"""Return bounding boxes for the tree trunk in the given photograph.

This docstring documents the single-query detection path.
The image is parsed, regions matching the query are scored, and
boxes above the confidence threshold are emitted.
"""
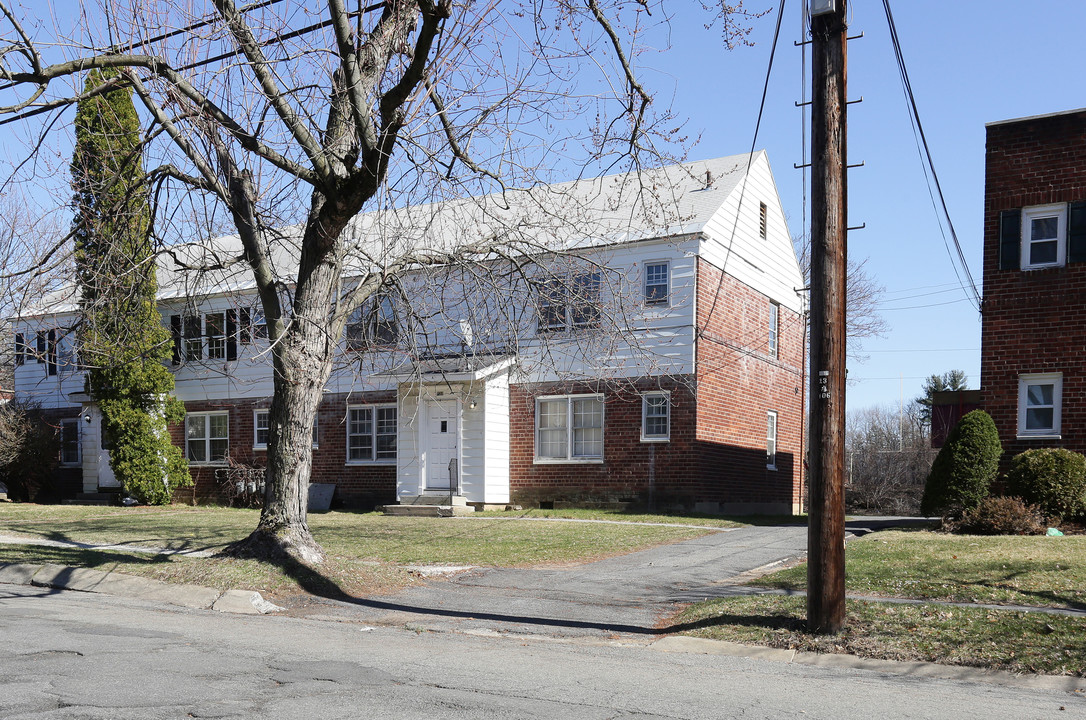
[225,221,344,565]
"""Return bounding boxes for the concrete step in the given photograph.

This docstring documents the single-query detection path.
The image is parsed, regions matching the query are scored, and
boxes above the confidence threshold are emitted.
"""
[380,502,475,517]
[62,492,118,506]
[399,494,470,507]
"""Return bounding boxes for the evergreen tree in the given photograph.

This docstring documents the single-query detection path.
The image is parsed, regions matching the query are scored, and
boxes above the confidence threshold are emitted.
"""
[71,68,189,505]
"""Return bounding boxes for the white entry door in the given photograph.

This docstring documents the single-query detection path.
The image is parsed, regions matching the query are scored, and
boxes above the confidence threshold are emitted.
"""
[89,407,120,489]
[425,400,459,491]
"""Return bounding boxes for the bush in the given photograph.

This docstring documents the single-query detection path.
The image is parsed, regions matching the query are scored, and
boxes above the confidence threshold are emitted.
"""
[920,410,1002,516]
[0,402,61,502]
[1006,448,1086,521]
[950,496,1048,535]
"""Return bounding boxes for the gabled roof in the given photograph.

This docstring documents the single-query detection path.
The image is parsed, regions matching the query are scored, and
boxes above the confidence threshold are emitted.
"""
[20,153,762,318]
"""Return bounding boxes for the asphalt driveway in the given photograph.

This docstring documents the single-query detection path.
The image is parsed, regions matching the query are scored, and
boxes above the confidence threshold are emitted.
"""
[301,523,810,638]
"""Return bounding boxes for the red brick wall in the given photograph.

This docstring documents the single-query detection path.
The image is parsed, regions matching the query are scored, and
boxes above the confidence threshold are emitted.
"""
[508,377,700,508]
[695,258,805,511]
[505,258,806,513]
[981,110,1086,461]
[170,391,397,508]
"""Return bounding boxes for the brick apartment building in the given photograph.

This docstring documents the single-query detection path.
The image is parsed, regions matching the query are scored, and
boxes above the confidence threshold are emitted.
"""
[15,154,806,514]
[981,108,1086,460]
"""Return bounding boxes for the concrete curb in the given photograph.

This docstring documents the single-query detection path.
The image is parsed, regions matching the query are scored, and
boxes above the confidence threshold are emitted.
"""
[652,635,1086,692]
[0,562,280,615]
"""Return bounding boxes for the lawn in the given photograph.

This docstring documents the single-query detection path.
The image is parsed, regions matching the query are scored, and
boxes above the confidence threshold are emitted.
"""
[753,530,1086,608]
[670,595,1086,677]
[671,529,1086,677]
[0,503,720,599]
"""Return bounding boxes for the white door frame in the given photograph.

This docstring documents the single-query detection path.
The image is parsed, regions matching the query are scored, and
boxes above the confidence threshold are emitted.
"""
[421,396,462,493]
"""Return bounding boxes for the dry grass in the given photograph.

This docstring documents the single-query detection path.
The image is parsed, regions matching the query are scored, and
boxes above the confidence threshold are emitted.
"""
[670,595,1086,677]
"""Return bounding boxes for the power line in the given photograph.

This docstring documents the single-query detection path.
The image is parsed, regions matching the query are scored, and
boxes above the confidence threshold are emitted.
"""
[880,0,981,312]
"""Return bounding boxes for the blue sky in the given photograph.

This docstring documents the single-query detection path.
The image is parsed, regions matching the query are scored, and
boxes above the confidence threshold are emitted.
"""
[647,0,1086,413]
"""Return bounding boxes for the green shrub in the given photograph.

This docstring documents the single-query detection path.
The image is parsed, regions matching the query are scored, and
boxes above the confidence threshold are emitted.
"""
[0,402,61,502]
[951,496,1048,535]
[1006,448,1086,521]
[920,410,1002,516]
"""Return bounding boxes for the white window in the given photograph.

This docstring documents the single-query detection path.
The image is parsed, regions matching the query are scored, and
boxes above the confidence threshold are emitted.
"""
[535,394,604,461]
[768,301,780,358]
[766,411,778,470]
[180,312,233,362]
[346,296,398,350]
[254,409,317,449]
[59,419,81,465]
[1018,373,1062,438]
[241,307,267,344]
[1021,204,1067,270]
[644,261,670,306]
[347,405,397,462]
[186,412,229,464]
[641,392,670,442]
[536,272,602,333]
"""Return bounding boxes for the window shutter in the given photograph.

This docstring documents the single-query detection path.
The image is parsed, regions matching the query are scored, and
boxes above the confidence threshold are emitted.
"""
[170,315,181,365]
[35,331,45,363]
[226,309,238,361]
[1069,201,1086,264]
[999,209,1021,270]
[14,333,24,366]
[239,307,251,345]
[46,329,57,376]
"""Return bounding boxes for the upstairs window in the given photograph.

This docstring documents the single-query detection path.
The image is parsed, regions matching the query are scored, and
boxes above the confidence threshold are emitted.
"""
[1022,204,1066,269]
[768,301,780,358]
[536,272,602,334]
[644,262,670,306]
[172,311,238,364]
[1001,203,1086,271]
[240,307,268,344]
[346,296,398,350]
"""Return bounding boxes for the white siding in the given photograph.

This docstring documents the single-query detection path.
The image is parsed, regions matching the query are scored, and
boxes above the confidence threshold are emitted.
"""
[698,152,806,314]
[483,373,511,504]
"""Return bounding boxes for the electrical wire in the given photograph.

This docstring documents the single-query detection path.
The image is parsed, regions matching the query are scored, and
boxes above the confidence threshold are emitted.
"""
[881,0,982,312]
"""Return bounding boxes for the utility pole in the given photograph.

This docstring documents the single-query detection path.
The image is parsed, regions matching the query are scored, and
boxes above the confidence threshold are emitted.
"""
[807,0,848,634]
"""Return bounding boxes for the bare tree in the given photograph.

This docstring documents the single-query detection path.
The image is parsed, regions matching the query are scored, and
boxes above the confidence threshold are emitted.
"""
[0,1,759,563]
[845,401,934,515]
[793,233,888,359]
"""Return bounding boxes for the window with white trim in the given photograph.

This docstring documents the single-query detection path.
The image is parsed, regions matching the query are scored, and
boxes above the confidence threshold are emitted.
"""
[1021,204,1067,270]
[644,261,670,306]
[1018,373,1062,438]
[535,272,602,333]
[59,418,81,465]
[175,311,237,363]
[641,392,670,442]
[346,296,398,350]
[347,405,397,462]
[254,409,318,449]
[186,412,229,464]
[768,301,780,358]
[766,411,778,470]
[535,394,604,461]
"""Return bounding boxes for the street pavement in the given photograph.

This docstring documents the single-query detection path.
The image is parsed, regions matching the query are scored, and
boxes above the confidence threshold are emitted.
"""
[2,581,1083,719]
